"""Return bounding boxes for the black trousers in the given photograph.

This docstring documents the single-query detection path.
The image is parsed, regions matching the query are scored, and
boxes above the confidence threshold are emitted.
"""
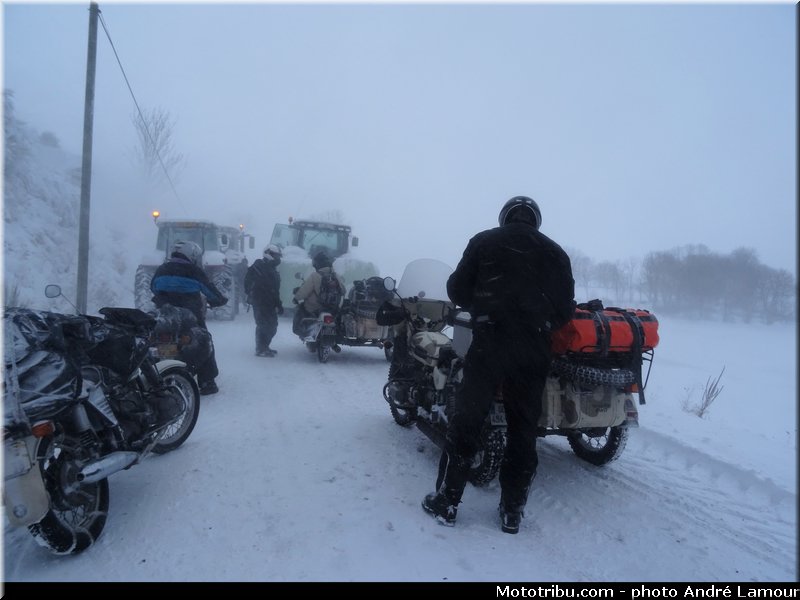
[438,320,552,512]
[156,297,218,387]
[252,303,278,352]
[195,340,219,387]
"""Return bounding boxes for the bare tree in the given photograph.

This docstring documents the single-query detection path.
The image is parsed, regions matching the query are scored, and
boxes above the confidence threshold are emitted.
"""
[565,247,593,299]
[131,107,185,184]
[593,260,623,302]
[621,256,640,303]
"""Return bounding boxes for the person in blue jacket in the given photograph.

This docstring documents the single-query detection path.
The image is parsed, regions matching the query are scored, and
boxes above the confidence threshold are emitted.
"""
[151,240,228,395]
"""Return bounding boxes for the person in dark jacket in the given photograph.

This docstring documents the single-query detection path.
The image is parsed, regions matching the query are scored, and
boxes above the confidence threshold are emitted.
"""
[422,196,575,534]
[244,244,284,357]
[150,240,228,395]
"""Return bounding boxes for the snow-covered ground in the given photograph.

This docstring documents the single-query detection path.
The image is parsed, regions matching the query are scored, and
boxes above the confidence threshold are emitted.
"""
[3,311,796,582]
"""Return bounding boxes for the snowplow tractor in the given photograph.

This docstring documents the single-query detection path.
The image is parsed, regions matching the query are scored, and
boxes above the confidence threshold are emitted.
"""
[134,217,255,321]
[269,219,379,310]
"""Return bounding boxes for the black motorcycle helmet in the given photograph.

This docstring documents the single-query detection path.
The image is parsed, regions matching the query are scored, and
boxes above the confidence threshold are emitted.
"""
[312,252,332,270]
[498,196,542,230]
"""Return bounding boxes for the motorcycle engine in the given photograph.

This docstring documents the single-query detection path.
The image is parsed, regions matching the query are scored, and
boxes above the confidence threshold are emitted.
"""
[387,381,411,408]
[411,385,435,411]
[109,386,150,438]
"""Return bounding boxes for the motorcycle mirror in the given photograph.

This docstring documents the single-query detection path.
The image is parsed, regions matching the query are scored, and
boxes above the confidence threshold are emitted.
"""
[44,284,79,313]
[383,277,396,292]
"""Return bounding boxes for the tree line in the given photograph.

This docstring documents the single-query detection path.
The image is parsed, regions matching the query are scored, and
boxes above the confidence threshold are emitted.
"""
[567,244,796,323]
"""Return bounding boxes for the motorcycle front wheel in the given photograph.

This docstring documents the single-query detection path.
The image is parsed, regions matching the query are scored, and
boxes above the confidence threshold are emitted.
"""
[567,425,629,466]
[389,401,417,427]
[28,436,110,555]
[152,365,201,455]
[468,427,506,486]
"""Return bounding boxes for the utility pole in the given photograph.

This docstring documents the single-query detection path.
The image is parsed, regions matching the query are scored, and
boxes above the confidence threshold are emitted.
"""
[77,2,99,313]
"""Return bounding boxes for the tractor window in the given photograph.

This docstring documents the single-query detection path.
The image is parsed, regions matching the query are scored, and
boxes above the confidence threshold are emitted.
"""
[156,227,217,253]
[270,224,299,248]
[204,229,219,251]
[299,229,347,258]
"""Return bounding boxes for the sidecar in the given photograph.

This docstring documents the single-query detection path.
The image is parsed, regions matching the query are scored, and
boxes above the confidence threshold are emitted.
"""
[337,276,395,359]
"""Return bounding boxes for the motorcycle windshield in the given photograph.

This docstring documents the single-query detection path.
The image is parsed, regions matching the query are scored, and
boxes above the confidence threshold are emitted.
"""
[396,259,454,302]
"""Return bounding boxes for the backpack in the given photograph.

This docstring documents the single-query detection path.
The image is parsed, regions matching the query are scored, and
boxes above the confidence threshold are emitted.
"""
[318,272,343,310]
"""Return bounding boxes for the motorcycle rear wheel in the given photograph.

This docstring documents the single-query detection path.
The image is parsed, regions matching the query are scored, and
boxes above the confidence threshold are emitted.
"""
[389,402,417,427]
[152,366,201,455]
[567,425,629,466]
[28,436,110,555]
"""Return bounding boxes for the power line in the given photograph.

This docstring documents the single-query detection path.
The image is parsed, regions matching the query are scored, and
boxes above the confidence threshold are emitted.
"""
[96,7,185,211]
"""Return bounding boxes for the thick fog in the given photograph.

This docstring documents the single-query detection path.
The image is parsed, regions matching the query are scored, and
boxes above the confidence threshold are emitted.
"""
[2,2,796,284]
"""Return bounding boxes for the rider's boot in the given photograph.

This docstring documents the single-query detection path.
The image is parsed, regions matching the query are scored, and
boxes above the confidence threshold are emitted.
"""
[422,448,470,527]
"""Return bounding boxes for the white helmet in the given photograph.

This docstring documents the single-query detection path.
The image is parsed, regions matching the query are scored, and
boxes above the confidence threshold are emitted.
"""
[263,244,282,261]
[171,240,203,267]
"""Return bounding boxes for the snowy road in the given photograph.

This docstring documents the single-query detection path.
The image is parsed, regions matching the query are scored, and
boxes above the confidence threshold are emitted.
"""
[3,317,796,582]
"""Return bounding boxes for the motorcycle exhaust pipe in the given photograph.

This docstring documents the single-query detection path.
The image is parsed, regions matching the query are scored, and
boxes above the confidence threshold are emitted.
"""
[77,451,139,484]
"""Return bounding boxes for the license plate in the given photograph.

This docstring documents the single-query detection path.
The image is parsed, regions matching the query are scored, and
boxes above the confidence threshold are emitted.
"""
[156,343,180,358]
[4,439,32,480]
[489,402,507,426]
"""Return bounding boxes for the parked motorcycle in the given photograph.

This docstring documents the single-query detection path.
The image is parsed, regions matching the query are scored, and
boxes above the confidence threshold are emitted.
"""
[295,305,339,363]
[292,274,395,363]
[378,259,655,486]
[148,303,213,382]
[3,286,201,555]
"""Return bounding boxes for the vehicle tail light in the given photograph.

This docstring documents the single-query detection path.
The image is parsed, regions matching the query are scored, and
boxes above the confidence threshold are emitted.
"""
[31,421,55,438]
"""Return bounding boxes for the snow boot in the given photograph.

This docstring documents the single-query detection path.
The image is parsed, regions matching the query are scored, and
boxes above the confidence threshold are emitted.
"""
[498,505,522,534]
[422,492,458,527]
[199,380,219,396]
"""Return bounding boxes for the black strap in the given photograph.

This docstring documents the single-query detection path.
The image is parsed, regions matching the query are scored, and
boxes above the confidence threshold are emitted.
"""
[615,309,646,405]
[591,310,610,356]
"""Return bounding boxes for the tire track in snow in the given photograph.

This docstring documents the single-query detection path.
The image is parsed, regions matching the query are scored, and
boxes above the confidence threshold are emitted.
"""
[532,429,795,578]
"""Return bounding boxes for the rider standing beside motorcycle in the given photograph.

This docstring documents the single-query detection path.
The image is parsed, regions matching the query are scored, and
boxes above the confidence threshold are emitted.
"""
[422,196,575,534]
[245,244,284,357]
[292,251,345,337]
[150,240,228,396]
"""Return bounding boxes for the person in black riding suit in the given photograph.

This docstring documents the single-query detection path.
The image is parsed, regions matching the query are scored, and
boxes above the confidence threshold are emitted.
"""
[244,244,284,357]
[150,240,228,396]
[421,196,575,534]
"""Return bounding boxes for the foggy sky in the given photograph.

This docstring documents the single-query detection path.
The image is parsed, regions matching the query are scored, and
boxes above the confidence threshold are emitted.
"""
[3,1,796,281]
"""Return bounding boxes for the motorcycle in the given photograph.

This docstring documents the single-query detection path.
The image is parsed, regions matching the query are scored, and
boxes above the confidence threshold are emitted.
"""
[293,274,394,364]
[291,272,336,363]
[148,302,213,382]
[3,285,201,555]
[378,259,653,486]
[296,305,338,363]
